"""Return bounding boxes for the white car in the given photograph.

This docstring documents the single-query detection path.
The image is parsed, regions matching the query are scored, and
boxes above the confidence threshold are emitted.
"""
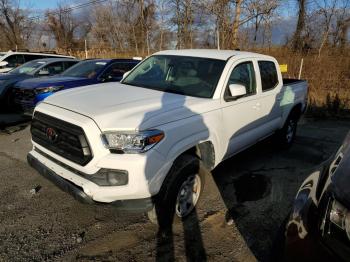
[27,49,308,224]
[0,50,75,73]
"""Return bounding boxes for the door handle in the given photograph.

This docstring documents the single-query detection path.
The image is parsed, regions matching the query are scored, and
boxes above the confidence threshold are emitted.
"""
[253,103,261,110]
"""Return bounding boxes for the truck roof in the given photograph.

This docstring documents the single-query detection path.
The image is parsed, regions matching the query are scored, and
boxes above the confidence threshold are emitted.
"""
[154,49,272,61]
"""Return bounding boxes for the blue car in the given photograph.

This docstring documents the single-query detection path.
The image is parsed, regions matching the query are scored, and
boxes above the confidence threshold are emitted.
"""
[0,58,78,110]
[13,58,140,112]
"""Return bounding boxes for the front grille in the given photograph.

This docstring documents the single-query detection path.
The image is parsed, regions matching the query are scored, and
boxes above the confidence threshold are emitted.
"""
[13,88,35,101]
[31,112,92,166]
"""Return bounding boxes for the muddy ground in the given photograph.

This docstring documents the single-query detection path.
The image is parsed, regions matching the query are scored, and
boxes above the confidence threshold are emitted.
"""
[0,114,349,262]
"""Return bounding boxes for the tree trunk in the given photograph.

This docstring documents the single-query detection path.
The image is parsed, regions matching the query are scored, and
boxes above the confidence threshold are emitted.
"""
[292,0,306,51]
[232,0,242,49]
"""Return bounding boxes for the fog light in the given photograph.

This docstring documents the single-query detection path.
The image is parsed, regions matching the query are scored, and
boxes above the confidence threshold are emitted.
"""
[106,170,128,186]
[89,169,128,186]
[329,199,350,240]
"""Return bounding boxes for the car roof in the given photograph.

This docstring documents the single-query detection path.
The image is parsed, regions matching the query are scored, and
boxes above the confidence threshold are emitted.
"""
[154,49,273,61]
[0,51,75,58]
[30,58,79,63]
[82,58,140,63]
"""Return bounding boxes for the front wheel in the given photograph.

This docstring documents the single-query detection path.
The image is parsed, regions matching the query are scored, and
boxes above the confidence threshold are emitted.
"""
[147,154,207,226]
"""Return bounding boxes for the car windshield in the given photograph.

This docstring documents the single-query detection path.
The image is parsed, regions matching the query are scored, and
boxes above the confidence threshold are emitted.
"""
[122,55,226,98]
[62,60,108,78]
[10,60,46,75]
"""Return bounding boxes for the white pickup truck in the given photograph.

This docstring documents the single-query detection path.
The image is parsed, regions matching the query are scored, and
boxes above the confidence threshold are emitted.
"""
[27,49,308,223]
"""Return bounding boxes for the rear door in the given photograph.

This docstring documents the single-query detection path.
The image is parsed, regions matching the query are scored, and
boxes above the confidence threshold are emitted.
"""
[222,58,265,157]
[255,60,283,136]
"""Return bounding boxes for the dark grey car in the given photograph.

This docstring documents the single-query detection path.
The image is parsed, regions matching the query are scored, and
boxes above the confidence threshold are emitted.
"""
[0,58,79,111]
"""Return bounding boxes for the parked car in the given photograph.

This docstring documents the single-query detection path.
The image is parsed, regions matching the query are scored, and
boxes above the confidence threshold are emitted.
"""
[13,58,140,112]
[27,49,308,224]
[0,50,75,73]
[0,58,79,110]
[283,132,350,262]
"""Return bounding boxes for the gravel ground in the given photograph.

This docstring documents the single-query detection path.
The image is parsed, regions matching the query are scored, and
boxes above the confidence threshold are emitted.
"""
[0,115,349,262]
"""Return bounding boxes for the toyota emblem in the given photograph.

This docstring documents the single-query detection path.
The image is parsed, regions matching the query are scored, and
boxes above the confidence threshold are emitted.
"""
[46,127,58,143]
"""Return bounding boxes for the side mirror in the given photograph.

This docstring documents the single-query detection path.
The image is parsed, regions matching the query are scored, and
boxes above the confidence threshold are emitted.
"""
[228,84,246,98]
[122,71,131,80]
[38,70,49,76]
[0,61,8,67]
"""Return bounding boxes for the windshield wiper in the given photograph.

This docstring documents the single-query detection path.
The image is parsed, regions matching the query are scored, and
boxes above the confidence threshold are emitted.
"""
[164,89,185,95]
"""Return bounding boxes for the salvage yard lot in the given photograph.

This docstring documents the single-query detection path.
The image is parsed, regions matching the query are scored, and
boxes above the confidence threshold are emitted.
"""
[0,116,349,261]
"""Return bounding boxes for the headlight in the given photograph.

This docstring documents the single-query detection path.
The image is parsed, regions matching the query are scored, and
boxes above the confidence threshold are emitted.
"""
[329,199,350,239]
[34,86,63,94]
[102,130,164,153]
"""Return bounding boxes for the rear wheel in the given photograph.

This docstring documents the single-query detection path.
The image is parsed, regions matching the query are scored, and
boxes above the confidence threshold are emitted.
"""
[276,113,299,148]
[147,154,206,226]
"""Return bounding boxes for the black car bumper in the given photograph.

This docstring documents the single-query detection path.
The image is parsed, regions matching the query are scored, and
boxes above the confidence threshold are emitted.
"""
[27,153,153,213]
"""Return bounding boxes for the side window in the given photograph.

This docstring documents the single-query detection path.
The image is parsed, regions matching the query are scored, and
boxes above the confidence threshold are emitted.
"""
[24,55,43,62]
[101,62,133,81]
[258,61,279,91]
[5,54,25,67]
[225,61,256,99]
[39,62,65,75]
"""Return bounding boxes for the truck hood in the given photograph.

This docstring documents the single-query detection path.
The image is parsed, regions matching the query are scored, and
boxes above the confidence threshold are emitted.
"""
[15,76,90,89]
[43,82,219,130]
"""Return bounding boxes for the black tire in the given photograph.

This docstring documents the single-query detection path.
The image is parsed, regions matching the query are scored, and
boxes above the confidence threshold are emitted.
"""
[0,88,15,113]
[147,154,207,227]
[276,112,299,148]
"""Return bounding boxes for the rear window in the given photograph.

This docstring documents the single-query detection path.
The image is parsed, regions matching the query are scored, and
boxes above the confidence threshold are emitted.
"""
[258,61,278,91]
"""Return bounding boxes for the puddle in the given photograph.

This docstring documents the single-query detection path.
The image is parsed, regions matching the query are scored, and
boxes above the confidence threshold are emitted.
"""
[233,173,272,202]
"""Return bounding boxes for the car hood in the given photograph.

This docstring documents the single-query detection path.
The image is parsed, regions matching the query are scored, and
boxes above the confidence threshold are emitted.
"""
[15,76,89,89]
[0,73,30,96]
[42,82,220,130]
[0,73,24,81]
[331,132,350,207]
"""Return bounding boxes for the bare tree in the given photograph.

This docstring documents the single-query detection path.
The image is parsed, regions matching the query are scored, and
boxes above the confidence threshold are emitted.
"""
[292,0,307,51]
[170,0,195,49]
[232,0,243,48]
[46,4,86,50]
[242,0,279,47]
[315,0,338,56]
[0,0,34,49]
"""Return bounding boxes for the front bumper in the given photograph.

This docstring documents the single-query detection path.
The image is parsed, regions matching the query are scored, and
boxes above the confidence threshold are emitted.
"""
[27,152,153,212]
[13,90,53,112]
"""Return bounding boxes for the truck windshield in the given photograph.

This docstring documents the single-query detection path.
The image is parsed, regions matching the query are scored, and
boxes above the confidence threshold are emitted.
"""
[10,60,46,75]
[122,55,225,98]
[62,60,108,79]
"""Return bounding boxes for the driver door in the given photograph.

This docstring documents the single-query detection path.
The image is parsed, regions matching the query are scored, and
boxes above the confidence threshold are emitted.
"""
[222,59,264,158]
